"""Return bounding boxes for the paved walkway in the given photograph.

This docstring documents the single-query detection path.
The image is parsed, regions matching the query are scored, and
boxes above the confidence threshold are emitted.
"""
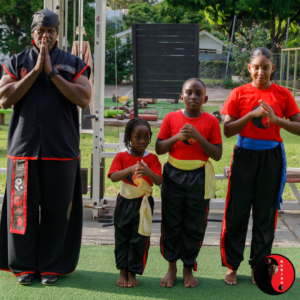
[82,207,300,247]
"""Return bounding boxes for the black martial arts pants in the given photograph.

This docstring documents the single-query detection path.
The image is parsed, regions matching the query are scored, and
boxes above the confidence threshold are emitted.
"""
[114,194,154,275]
[160,163,210,271]
[221,146,282,270]
[0,157,82,276]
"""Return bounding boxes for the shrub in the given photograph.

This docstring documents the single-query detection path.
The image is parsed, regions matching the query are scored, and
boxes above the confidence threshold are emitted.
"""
[222,76,242,89]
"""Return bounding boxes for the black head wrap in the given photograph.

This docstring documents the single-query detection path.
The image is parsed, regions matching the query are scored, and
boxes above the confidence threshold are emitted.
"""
[31,8,60,33]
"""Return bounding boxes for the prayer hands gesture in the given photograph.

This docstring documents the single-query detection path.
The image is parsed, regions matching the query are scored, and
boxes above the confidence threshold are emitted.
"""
[34,38,53,75]
[250,105,265,119]
[135,160,152,178]
[180,123,200,140]
[259,100,277,123]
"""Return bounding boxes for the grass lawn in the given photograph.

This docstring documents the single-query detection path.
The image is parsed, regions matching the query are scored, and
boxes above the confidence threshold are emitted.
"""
[0,246,298,300]
[1,111,300,199]
[200,78,223,86]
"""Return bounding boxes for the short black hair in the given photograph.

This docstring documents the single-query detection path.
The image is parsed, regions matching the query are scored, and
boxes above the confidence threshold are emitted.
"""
[182,78,206,94]
[250,47,275,81]
[124,117,153,149]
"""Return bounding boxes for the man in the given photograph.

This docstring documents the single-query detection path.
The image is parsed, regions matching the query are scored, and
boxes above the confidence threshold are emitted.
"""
[0,8,91,285]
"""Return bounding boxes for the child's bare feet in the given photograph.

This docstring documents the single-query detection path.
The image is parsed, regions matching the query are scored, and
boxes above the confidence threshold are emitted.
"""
[159,262,177,288]
[128,272,139,287]
[183,268,198,288]
[251,269,256,284]
[116,269,128,287]
[224,269,237,285]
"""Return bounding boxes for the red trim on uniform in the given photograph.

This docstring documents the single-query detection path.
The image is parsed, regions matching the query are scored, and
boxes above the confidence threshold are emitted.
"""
[220,150,235,270]
[274,209,279,230]
[72,65,88,83]
[0,268,11,272]
[142,238,150,274]
[40,269,75,276]
[2,65,17,80]
[13,271,36,277]
[193,262,197,271]
[10,159,28,235]
[41,157,78,161]
[160,211,165,258]
[7,155,37,160]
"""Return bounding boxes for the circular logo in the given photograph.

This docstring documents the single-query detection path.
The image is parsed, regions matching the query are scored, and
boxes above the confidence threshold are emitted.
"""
[16,216,23,227]
[251,105,277,129]
[14,196,22,207]
[254,254,295,295]
[182,138,196,145]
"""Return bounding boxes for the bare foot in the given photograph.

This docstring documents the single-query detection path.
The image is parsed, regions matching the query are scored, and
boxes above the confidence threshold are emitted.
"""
[116,269,128,287]
[159,262,177,288]
[224,269,237,285]
[183,268,198,288]
[251,269,256,285]
[128,272,139,287]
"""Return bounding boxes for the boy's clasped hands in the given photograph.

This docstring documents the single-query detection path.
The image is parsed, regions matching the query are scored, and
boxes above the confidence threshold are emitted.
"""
[176,123,200,141]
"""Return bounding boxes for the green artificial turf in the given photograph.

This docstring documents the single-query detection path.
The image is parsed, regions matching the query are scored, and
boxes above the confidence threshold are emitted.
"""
[0,246,298,300]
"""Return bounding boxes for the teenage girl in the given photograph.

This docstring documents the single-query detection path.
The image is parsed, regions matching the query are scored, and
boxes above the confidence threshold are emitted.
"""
[221,47,300,285]
[108,117,162,287]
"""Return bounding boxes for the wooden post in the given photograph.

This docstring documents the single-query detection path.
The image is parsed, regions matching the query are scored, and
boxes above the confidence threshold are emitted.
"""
[280,49,284,86]
[132,24,138,118]
[293,49,298,98]
[286,50,290,88]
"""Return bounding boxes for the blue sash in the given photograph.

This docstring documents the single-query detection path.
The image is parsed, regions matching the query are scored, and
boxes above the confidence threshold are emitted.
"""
[237,135,286,210]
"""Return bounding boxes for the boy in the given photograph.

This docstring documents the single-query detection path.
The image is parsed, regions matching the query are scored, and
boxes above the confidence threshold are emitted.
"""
[156,78,222,288]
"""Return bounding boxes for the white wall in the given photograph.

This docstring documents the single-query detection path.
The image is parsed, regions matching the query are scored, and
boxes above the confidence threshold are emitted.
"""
[199,35,223,53]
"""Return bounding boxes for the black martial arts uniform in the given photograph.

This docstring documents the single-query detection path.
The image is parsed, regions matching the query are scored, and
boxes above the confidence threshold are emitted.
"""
[0,41,90,276]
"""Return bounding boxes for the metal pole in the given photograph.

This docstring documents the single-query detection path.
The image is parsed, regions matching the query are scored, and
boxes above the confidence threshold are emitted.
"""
[58,0,64,49]
[225,15,236,76]
[282,18,290,80]
[78,0,83,59]
[93,0,106,203]
[73,0,76,43]
[65,0,68,52]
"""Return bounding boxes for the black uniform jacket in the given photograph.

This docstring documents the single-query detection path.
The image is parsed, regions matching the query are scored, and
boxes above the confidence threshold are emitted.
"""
[3,41,91,160]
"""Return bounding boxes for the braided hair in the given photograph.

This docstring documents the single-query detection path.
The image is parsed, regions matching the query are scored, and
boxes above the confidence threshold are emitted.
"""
[124,117,153,149]
[250,47,275,81]
[182,78,206,94]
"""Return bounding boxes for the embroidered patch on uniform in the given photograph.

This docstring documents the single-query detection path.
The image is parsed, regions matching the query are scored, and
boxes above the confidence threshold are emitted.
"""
[10,159,28,235]
[53,64,76,74]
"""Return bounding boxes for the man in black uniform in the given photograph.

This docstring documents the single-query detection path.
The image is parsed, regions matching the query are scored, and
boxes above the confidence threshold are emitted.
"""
[0,8,91,285]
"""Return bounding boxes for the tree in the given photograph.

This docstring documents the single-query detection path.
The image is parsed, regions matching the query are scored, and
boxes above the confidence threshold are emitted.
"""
[123,0,212,31]
[107,0,158,10]
[166,0,300,53]
[0,1,43,57]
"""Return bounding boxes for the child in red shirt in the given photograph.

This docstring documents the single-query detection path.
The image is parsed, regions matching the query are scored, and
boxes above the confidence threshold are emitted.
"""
[156,78,222,288]
[108,118,162,288]
[221,47,300,285]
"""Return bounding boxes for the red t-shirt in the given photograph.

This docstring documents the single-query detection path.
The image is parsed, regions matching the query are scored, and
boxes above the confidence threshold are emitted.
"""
[108,151,162,187]
[157,110,222,161]
[221,83,300,142]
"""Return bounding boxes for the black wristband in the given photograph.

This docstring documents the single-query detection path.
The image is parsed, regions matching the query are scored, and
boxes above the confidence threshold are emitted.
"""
[48,68,59,79]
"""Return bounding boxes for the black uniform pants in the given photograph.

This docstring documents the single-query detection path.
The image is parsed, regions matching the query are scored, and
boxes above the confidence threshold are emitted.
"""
[0,157,82,276]
[114,194,154,275]
[221,146,282,270]
[160,163,210,271]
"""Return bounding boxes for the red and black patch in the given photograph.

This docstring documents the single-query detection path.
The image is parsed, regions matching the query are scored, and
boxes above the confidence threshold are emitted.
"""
[10,159,28,235]
[182,138,197,145]
[251,105,277,129]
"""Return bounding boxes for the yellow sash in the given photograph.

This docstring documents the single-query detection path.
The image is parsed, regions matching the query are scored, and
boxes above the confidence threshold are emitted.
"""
[120,179,153,236]
[168,154,216,199]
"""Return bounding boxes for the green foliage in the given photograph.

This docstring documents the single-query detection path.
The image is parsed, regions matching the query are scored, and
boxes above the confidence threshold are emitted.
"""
[123,0,212,30]
[107,0,158,10]
[222,75,242,89]
[199,60,237,79]
[232,23,270,78]
[0,0,43,57]
[105,27,133,85]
